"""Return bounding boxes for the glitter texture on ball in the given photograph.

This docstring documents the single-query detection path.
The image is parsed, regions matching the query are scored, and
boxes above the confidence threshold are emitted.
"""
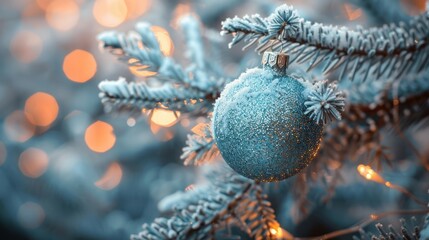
[212,68,324,182]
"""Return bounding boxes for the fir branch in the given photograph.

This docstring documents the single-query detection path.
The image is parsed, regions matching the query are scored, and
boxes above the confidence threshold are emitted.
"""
[304,81,346,124]
[179,15,206,72]
[295,209,429,240]
[181,124,219,166]
[307,83,429,199]
[99,77,206,102]
[99,21,223,93]
[98,77,218,113]
[131,169,254,240]
[221,4,429,81]
[353,217,423,240]
[235,184,280,240]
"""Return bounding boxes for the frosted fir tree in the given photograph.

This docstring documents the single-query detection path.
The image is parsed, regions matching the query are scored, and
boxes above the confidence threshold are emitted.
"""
[97,1,429,239]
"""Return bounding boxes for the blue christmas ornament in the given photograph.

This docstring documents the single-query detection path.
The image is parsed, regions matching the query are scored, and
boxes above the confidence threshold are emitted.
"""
[212,52,345,182]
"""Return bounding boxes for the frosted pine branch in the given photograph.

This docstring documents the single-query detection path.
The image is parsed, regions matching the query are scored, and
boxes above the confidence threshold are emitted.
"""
[354,218,422,240]
[235,184,282,239]
[131,169,254,240]
[99,78,206,101]
[98,29,189,85]
[98,77,218,113]
[179,15,206,71]
[98,23,220,92]
[222,4,429,81]
[181,133,219,166]
[305,81,346,124]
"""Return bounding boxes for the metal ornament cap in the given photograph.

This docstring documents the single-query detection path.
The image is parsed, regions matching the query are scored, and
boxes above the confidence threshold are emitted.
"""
[262,51,289,75]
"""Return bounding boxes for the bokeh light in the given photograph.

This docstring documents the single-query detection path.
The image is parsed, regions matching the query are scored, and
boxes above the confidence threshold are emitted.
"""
[63,49,97,83]
[150,123,175,141]
[18,202,45,229]
[24,92,59,127]
[151,26,174,56]
[128,58,156,77]
[36,0,53,10]
[85,121,116,153]
[401,0,426,15]
[45,0,80,31]
[4,111,36,142]
[126,117,136,127]
[19,148,49,178]
[93,0,127,28]
[150,109,180,127]
[94,162,123,190]
[172,3,192,28]
[10,31,43,63]
[125,0,151,19]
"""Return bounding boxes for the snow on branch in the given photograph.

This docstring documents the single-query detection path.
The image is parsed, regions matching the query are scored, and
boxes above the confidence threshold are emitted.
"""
[181,123,219,166]
[98,17,227,113]
[98,20,221,92]
[305,81,346,124]
[131,165,285,240]
[98,77,217,113]
[221,4,429,81]
[131,168,255,240]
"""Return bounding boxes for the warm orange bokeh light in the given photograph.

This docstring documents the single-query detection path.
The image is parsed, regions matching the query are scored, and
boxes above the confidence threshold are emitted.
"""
[401,0,426,15]
[94,162,123,190]
[85,121,116,153]
[19,148,49,178]
[128,58,156,77]
[125,0,151,19]
[93,0,127,28]
[151,26,174,56]
[150,123,175,141]
[343,4,362,21]
[24,92,59,127]
[10,31,43,63]
[357,164,385,184]
[63,49,97,83]
[150,109,180,127]
[172,3,192,28]
[45,0,79,31]
[4,111,35,142]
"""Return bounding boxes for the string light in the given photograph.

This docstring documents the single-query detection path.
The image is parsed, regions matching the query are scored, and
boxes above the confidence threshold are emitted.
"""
[356,164,385,184]
[357,164,426,206]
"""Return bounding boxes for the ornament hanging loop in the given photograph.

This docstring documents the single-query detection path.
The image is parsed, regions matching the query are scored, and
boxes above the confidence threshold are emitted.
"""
[262,51,289,75]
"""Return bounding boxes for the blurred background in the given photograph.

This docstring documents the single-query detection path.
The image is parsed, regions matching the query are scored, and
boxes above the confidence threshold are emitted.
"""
[0,0,427,239]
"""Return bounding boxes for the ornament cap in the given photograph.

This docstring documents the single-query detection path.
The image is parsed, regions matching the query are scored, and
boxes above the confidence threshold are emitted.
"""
[262,51,289,75]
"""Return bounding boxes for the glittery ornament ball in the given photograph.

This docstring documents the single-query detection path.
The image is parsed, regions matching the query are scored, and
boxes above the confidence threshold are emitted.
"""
[212,68,323,182]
